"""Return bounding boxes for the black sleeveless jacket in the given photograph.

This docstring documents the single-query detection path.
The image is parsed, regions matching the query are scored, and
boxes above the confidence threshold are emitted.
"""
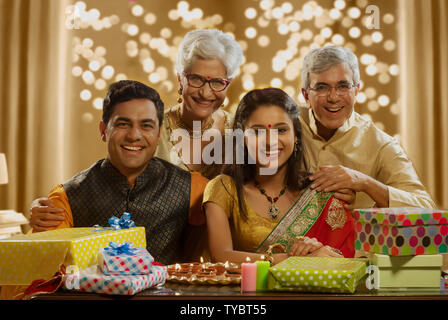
[63,157,191,264]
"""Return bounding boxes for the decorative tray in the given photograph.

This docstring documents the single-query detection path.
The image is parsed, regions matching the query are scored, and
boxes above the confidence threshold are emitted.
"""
[166,261,241,285]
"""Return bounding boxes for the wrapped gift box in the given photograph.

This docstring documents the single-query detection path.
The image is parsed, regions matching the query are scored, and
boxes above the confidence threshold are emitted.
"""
[354,207,448,256]
[268,257,367,293]
[63,264,167,295]
[98,244,154,275]
[0,210,28,239]
[0,227,146,285]
[368,253,442,289]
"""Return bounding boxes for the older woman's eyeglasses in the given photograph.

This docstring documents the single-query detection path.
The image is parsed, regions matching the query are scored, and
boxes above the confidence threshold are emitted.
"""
[308,82,356,97]
[183,72,230,92]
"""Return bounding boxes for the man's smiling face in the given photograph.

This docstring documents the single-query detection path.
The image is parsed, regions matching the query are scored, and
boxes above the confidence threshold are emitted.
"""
[305,63,359,140]
[99,98,160,178]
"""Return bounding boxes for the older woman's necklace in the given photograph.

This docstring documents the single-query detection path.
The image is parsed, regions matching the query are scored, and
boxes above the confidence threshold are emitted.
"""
[254,181,286,219]
[175,107,214,136]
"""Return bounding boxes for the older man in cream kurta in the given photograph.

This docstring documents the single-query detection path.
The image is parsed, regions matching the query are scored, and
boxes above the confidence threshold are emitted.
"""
[300,46,435,209]
[299,107,435,209]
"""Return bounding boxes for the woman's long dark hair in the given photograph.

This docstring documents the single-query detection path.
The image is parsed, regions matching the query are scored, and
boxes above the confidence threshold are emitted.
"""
[222,87,311,221]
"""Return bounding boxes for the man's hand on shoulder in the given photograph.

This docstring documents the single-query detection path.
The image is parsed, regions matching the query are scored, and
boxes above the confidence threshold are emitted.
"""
[309,165,389,208]
[332,188,356,211]
[309,165,367,193]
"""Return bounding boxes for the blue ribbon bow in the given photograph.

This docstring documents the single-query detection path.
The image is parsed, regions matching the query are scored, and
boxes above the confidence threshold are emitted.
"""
[104,241,139,256]
[108,212,136,230]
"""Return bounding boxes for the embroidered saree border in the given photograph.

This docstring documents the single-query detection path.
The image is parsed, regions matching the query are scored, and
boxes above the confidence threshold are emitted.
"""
[256,188,332,253]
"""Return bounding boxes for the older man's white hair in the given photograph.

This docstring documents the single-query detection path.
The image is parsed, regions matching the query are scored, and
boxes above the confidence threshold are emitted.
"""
[301,45,360,89]
[175,29,244,79]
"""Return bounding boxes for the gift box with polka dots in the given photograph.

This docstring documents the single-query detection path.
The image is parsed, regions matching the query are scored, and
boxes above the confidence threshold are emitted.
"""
[0,227,146,285]
[353,207,448,256]
[63,264,167,295]
[268,257,367,293]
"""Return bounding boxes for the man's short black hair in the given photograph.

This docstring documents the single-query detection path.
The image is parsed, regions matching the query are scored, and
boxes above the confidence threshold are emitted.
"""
[102,80,164,127]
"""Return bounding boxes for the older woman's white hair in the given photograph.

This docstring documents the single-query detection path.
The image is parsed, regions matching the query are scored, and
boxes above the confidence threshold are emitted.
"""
[175,29,244,80]
[301,45,360,89]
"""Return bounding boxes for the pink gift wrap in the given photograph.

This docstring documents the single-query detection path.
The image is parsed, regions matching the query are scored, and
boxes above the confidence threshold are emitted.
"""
[353,207,448,256]
[64,265,167,295]
[98,246,154,275]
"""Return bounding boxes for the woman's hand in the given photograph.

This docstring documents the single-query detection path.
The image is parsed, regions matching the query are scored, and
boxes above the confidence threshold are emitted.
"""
[288,236,323,256]
[306,245,344,258]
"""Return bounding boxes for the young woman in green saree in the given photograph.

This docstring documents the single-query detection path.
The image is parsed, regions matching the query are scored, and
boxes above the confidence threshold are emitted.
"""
[203,88,356,265]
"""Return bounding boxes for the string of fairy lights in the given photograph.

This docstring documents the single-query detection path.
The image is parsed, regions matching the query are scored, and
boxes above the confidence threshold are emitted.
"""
[66,0,400,138]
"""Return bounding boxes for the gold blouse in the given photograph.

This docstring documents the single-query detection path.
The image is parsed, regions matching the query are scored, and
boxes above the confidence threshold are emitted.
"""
[203,174,278,252]
[154,105,234,180]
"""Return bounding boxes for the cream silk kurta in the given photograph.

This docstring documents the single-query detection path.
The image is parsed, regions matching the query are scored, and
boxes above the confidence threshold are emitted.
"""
[299,107,436,209]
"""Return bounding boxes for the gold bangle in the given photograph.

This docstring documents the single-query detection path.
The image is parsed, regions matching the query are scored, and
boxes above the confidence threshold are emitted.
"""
[263,253,275,264]
[295,236,305,241]
[328,246,343,256]
[265,243,286,265]
[267,243,286,255]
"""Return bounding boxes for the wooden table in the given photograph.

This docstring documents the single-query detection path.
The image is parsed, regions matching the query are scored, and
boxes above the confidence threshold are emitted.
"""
[29,282,448,318]
[32,280,448,300]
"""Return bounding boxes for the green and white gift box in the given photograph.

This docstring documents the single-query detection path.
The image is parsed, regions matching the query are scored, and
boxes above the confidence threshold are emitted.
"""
[368,253,443,289]
[268,257,367,293]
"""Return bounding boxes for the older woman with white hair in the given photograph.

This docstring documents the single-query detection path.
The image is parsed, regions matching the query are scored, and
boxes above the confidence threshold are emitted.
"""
[154,29,244,179]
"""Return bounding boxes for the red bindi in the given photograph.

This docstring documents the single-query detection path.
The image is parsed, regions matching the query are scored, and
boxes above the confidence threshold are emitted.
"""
[268,124,272,128]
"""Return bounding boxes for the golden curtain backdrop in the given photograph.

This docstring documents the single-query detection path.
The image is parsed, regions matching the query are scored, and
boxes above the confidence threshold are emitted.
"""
[64,0,402,175]
[399,0,448,208]
[0,0,74,221]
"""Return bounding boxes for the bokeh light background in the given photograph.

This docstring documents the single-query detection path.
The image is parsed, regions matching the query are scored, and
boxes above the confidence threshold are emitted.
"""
[65,0,398,171]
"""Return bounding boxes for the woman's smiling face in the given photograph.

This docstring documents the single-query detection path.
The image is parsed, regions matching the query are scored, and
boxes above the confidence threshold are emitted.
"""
[179,58,229,121]
[244,105,297,175]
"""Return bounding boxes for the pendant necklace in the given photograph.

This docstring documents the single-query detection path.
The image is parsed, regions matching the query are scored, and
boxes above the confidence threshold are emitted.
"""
[254,181,286,219]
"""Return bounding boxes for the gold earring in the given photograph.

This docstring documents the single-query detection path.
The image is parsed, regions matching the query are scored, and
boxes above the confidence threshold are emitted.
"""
[177,88,183,104]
